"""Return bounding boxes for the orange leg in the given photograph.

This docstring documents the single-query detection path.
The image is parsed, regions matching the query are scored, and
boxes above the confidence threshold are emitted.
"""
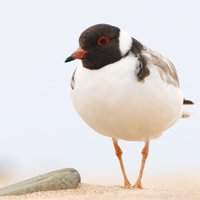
[112,139,131,188]
[133,141,149,189]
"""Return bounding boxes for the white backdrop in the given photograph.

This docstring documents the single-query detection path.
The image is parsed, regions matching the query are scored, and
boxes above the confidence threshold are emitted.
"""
[0,0,199,187]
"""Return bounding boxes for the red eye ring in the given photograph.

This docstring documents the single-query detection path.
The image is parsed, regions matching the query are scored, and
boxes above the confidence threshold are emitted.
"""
[97,36,110,47]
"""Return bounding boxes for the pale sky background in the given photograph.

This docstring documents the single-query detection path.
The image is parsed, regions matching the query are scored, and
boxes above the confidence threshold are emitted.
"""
[0,0,199,187]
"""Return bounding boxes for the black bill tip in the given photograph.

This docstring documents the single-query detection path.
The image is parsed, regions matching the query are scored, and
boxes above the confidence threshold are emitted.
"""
[65,56,75,63]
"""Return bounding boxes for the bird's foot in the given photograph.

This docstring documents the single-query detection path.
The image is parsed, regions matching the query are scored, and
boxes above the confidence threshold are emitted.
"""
[124,180,132,188]
[133,181,143,189]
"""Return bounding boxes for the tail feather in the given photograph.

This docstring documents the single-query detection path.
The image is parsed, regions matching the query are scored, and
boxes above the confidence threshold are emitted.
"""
[183,99,194,105]
[182,112,191,118]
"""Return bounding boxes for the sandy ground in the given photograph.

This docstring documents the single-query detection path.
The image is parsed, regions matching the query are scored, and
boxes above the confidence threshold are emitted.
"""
[0,174,200,200]
[0,183,200,200]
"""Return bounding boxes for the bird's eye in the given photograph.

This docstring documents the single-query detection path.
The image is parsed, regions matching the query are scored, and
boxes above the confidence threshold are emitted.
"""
[97,36,110,47]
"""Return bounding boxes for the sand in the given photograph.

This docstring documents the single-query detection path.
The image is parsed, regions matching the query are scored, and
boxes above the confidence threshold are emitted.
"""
[0,183,199,200]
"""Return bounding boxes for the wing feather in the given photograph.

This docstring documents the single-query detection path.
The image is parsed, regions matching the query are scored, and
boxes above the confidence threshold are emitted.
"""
[141,48,180,87]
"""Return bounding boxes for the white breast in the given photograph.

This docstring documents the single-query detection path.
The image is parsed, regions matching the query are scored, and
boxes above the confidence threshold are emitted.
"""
[70,54,183,141]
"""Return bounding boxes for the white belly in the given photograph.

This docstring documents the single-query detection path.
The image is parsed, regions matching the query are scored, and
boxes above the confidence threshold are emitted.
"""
[70,55,183,141]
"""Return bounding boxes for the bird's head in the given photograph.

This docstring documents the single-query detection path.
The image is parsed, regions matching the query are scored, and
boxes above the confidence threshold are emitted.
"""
[65,24,134,69]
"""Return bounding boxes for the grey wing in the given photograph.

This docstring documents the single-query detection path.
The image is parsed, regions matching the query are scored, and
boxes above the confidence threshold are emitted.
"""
[71,68,77,90]
[141,48,194,106]
[141,48,180,88]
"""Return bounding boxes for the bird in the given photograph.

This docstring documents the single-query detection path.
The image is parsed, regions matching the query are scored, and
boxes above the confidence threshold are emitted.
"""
[65,24,193,189]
